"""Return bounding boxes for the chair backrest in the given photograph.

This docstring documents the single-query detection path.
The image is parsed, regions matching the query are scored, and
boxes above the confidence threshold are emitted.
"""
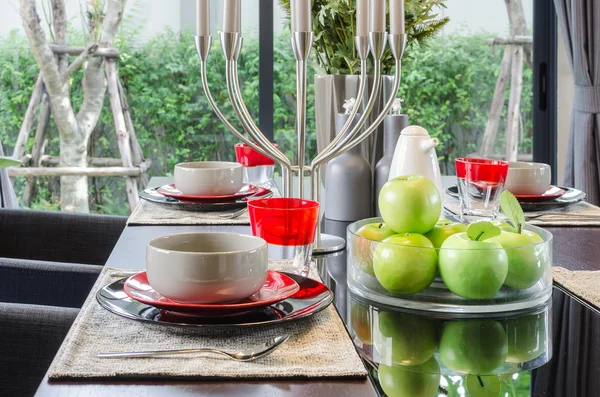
[0,209,126,265]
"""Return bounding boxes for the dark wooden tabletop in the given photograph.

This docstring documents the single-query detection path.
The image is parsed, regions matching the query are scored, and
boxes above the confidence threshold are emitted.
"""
[33,176,600,396]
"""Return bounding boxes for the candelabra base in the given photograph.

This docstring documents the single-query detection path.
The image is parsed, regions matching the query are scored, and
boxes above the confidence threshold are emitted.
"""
[313,233,346,255]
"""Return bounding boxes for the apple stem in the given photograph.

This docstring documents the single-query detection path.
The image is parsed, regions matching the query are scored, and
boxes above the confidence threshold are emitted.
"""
[475,231,484,241]
[477,376,484,387]
[517,223,523,234]
[378,223,383,229]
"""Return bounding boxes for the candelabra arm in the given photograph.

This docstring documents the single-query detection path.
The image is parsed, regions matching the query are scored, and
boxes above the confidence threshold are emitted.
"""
[221,32,293,197]
[226,60,293,197]
[291,32,314,199]
[329,59,402,161]
[196,38,271,161]
[319,53,367,165]
[343,33,407,151]
[310,32,387,172]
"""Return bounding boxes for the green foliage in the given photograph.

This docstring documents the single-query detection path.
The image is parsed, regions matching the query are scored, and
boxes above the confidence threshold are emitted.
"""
[0,29,532,215]
[279,0,449,75]
[398,32,533,174]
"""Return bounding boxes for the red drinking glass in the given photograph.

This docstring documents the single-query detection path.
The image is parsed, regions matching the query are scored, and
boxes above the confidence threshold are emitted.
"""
[248,198,320,276]
[234,143,277,166]
[235,143,277,190]
[455,158,509,220]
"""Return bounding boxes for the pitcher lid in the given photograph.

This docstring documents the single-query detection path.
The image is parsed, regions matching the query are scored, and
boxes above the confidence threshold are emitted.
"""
[401,125,430,137]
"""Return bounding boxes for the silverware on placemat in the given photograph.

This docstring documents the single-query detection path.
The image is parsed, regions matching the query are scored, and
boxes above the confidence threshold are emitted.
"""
[109,270,141,278]
[218,207,248,219]
[97,335,290,361]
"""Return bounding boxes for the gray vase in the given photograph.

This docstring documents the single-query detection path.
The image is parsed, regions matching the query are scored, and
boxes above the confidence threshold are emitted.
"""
[314,74,396,182]
[374,114,409,216]
[324,113,373,222]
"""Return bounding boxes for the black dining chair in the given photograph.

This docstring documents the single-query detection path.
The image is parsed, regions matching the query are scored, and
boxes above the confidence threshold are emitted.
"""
[0,302,79,397]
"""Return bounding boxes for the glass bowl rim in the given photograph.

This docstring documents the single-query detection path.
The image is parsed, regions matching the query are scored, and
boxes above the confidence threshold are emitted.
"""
[347,217,553,251]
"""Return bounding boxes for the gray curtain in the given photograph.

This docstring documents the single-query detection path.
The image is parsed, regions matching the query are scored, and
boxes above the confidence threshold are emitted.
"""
[554,0,600,205]
[0,141,18,209]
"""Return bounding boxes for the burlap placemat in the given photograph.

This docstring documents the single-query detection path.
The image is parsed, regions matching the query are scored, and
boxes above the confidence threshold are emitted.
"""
[553,267,600,310]
[47,266,367,380]
[128,199,250,226]
[444,195,600,226]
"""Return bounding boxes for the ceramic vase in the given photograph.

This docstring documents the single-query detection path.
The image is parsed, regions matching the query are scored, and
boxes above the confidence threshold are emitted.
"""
[324,113,373,221]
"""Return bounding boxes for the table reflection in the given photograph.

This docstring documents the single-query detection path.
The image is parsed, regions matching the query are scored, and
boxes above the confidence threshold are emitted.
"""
[346,293,551,396]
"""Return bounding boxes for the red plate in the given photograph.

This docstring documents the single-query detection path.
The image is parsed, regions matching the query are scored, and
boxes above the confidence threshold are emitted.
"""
[123,270,300,313]
[157,183,259,202]
[514,186,566,202]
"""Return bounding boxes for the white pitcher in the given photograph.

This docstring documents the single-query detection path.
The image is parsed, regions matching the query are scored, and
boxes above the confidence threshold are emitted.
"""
[388,125,443,198]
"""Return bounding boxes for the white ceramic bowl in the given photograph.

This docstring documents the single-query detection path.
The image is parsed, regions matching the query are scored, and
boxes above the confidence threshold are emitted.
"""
[505,162,552,195]
[174,161,243,196]
[146,232,268,303]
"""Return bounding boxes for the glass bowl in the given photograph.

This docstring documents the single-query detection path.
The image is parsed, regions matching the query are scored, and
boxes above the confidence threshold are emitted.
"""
[347,294,552,395]
[347,217,553,313]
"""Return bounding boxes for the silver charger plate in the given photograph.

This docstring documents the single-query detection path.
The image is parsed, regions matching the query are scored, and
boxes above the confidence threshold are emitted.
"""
[96,272,334,328]
[445,185,586,212]
[139,186,272,212]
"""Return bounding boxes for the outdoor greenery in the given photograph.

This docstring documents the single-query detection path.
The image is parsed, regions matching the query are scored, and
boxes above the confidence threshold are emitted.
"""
[0,29,532,215]
[279,0,450,74]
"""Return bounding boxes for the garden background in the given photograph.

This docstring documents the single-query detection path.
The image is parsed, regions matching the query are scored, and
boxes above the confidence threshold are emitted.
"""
[0,26,533,215]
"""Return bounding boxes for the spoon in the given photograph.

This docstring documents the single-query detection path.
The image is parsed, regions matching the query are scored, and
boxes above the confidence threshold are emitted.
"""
[109,270,141,278]
[97,335,290,361]
[218,207,248,219]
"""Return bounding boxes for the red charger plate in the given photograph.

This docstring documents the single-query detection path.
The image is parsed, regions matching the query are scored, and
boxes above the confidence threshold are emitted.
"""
[123,270,300,313]
[513,186,566,202]
[157,183,259,202]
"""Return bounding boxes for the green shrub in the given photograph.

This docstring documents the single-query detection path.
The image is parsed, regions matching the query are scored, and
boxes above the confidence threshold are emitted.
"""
[0,29,532,215]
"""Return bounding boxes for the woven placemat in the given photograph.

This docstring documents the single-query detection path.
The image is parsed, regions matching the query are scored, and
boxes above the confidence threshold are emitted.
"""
[128,199,250,226]
[47,266,367,380]
[553,267,600,310]
[444,195,600,226]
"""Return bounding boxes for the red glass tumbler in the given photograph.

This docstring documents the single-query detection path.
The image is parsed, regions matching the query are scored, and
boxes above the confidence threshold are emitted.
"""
[235,143,277,191]
[248,198,320,276]
[455,158,509,221]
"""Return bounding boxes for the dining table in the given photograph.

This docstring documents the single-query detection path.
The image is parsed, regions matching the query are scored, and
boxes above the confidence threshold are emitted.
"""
[33,177,600,397]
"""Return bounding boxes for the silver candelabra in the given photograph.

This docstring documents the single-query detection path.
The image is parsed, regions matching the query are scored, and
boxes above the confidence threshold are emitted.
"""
[195,29,406,253]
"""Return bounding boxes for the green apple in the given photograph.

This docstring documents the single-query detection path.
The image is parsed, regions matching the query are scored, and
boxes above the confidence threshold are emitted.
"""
[350,300,373,345]
[439,233,508,299]
[491,220,516,232]
[424,219,467,248]
[465,375,501,397]
[375,311,437,366]
[373,233,437,295]
[506,312,547,363]
[378,357,440,397]
[488,230,546,289]
[439,320,508,375]
[353,222,397,276]
[378,175,441,234]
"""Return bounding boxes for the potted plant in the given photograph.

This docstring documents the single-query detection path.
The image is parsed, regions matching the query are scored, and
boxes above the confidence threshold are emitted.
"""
[279,0,448,165]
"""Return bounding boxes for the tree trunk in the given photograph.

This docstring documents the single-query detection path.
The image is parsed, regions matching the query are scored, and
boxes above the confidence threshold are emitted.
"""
[60,137,90,212]
[13,74,43,160]
[19,0,126,212]
[504,0,532,68]
[23,93,51,207]
[481,46,512,157]
[505,45,524,162]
